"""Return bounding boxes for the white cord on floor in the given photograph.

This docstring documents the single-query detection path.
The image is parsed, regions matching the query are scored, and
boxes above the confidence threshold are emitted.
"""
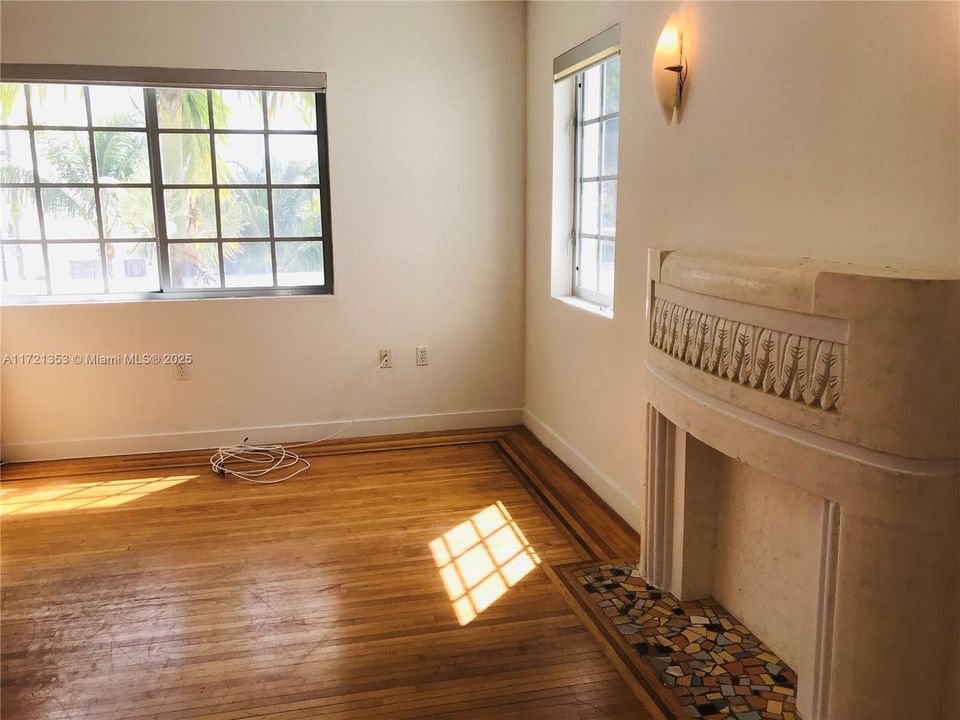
[210,355,388,484]
[210,441,310,484]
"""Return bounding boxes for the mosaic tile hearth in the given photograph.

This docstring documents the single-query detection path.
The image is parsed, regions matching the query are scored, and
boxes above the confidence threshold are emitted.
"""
[574,563,800,720]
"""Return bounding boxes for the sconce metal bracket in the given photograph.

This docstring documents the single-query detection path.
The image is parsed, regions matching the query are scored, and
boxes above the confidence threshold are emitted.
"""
[664,56,688,109]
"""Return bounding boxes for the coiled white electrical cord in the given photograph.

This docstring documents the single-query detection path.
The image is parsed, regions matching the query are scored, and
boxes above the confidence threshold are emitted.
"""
[210,355,388,484]
[210,440,310,484]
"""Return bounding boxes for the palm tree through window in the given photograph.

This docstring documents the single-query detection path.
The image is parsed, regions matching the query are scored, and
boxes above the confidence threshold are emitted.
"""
[0,75,331,302]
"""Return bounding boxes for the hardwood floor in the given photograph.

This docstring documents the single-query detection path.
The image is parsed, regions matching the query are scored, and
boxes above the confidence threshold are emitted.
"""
[1,428,652,719]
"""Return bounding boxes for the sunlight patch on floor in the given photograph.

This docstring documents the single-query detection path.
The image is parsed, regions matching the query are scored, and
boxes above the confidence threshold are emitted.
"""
[429,501,541,625]
[0,475,197,516]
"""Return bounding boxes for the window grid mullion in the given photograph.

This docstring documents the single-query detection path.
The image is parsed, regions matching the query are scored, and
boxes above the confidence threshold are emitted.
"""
[604,61,619,298]
[4,234,319,245]
[84,85,111,294]
[1,124,144,132]
[3,82,330,302]
[144,88,172,293]
[1,182,154,189]
[595,63,603,293]
[573,76,583,291]
[571,59,616,305]
[579,174,617,183]
[580,113,618,127]
[0,181,324,191]
[0,124,319,137]
[137,183,320,190]
[206,90,225,289]
[22,84,52,295]
[600,61,607,117]
[152,127,315,136]
[262,91,279,288]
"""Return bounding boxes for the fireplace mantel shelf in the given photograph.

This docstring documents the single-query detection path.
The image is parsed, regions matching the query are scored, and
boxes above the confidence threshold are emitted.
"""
[657,250,958,314]
[647,249,959,461]
[641,249,959,720]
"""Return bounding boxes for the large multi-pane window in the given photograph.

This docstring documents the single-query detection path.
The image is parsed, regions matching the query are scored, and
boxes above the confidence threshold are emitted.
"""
[574,55,620,308]
[0,69,331,302]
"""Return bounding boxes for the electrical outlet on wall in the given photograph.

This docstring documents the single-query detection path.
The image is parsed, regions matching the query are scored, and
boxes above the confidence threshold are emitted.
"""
[174,362,191,381]
[379,348,392,368]
[416,346,429,366]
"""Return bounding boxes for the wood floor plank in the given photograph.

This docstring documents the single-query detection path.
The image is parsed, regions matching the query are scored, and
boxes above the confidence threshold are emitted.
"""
[1,435,652,719]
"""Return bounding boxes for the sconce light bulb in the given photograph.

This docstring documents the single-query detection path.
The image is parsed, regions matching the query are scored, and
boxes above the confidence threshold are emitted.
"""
[656,25,682,62]
[652,19,687,126]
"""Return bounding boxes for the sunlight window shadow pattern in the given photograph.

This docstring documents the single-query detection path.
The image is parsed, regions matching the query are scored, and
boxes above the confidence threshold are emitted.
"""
[0,475,197,516]
[429,501,541,626]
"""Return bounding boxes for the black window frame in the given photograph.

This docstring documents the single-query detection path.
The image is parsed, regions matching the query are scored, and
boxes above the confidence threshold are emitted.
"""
[0,64,333,304]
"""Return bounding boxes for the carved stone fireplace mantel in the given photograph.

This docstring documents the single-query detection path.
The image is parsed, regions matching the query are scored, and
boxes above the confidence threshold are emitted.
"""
[640,250,959,720]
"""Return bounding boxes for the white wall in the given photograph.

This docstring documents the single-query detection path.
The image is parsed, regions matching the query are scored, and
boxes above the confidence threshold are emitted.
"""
[524,1,960,531]
[0,1,526,460]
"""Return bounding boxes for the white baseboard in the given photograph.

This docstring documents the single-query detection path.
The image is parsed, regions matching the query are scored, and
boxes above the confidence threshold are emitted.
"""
[522,408,642,532]
[1,408,523,463]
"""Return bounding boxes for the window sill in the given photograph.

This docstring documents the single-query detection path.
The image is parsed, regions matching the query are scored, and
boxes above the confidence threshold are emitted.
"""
[555,294,614,319]
[1,290,335,308]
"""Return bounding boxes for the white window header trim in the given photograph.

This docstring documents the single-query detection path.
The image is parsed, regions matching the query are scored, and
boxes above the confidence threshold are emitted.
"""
[553,25,621,82]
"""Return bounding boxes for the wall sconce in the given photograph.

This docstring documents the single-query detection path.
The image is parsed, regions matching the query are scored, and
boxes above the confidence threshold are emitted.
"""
[653,20,687,125]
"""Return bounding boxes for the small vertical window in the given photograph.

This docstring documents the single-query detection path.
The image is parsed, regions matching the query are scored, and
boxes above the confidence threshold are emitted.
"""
[574,55,619,308]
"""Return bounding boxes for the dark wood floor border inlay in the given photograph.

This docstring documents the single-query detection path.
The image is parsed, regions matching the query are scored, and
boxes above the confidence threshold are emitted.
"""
[552,560,687,720]
[489,441,596,562]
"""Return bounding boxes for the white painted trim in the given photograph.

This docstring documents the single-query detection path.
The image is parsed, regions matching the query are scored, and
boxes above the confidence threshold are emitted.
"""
[555,294,614,319]
[0,408,523,463]
[522,408,642,532]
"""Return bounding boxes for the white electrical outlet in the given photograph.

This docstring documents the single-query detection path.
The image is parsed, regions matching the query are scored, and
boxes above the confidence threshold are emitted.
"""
[416,346,429,366]
[379,348,392,368]
[174,362,191,381]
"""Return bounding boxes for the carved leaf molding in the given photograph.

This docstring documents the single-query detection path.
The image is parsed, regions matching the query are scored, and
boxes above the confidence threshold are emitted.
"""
[649,297,845,411]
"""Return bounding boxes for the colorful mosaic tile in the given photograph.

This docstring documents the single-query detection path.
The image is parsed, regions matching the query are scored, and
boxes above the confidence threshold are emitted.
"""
[573,562,801,720]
